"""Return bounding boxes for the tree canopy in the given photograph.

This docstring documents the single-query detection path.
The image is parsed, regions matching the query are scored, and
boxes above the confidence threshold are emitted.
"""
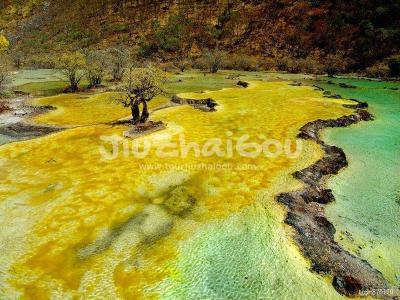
[118,66,166,124]
[57,51,86,92]
[0,34,9,53]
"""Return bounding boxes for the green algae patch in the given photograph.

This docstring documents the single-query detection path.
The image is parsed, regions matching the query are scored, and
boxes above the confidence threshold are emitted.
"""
[17,80,68,97]
[0,80,352,298]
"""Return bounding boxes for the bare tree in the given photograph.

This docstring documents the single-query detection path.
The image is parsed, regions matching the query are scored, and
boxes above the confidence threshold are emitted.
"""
[0,57,11,94]
[85,50,107,88]
[0,35,10,95]
[11,51,24,69]
[107,46,129,81]
[324,53,348,77]
[173,57,191,72]
[0,34,9,53]
[58,52,86,92]
[117,66,166,124]
[205,49,225,73]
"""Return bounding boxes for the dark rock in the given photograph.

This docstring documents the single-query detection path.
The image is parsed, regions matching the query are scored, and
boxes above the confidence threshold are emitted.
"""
[324,94,343,99]
[276,98,389,296]
[124,121,166,139]
[339,83,357,89]
[344,99,368,109]
[237,81,249,88]
[277,193,294,206]
[171,95,218,112]
[0,122,61,138]
[314,216,336,237]
[311,262,331,274]
[357,109,374,121]
[322,90,343,98]
[333,276,362,297]
[13,90,30,96]
[0,102,10,113]
[313,85,324,91]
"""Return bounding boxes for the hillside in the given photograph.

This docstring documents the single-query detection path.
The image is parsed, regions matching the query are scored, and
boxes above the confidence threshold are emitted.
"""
[1,0,400,71]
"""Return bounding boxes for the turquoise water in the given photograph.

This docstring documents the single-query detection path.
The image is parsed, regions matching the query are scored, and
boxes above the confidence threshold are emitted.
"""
[10,69,62,86]
[157,203,342,299]
[318,78,400,285]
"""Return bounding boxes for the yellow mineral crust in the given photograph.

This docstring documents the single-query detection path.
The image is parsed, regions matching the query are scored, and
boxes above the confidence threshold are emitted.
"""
[0,81,351,298]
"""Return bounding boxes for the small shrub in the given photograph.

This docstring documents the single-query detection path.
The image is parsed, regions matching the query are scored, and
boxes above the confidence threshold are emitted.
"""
[224,54,259,71]
[0,101,10,112]
[161,62,178,72]
[273,56,324,74]
[0,34,9,53]
[192,56,209,71]
[301,56,324,74]
[204,49,225,73]
[107,47,129,81]
[259,57,277,71]
[57,51,86,92]
[173,58,191,72]
[138,37,158,58]
[365,63,390,78]
[323,53,348,77]
[26,54,56,69]
[276,57,301,73]
[0,89,14,99]
[0,56,11,95]
[85,49,107,88]
[276,57,290,72]
[387,54,400,77]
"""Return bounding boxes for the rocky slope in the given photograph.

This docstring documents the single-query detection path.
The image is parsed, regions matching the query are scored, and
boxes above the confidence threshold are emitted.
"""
[1,0,399,70]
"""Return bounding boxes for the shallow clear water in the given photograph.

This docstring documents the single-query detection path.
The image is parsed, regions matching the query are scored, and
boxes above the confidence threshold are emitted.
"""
[10,69,63,86]
[0,78,351,298]
[0,134,17,145]
[319,78,400,285]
